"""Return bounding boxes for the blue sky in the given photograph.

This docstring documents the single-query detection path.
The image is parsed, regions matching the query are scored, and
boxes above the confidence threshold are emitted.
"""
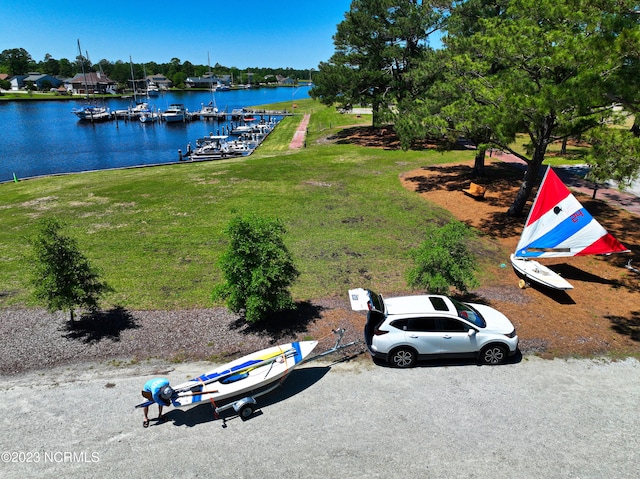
[0,1,352,69]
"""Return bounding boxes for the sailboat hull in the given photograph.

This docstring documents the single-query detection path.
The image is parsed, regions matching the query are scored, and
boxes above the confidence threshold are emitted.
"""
[510,254,574,290]
[169,341,318,408]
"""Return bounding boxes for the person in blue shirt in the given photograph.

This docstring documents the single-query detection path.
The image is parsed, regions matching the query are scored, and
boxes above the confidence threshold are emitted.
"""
[141,378,173,428]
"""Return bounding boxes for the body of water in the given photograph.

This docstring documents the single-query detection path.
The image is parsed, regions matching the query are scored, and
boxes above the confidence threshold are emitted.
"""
[0,86,310,183]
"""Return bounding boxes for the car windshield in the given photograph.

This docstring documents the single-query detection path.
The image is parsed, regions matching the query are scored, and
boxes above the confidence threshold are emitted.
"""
[450,298,486,328]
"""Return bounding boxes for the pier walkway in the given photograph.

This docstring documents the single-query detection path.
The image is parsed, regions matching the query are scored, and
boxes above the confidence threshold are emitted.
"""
[289,114,310,149]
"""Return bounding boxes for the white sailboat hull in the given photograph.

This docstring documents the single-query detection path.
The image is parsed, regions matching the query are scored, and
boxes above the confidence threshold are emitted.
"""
[510,254,574,290]
[170,341,318,408]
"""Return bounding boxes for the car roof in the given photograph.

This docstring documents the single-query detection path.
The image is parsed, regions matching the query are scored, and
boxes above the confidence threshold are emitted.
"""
[383,295,455,316]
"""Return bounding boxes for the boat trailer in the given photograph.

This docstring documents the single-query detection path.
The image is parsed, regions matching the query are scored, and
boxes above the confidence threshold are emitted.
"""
[216,329,362,425]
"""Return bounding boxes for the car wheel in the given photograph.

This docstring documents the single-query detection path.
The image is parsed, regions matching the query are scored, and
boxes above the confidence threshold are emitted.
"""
[389,348,416,368]
[480,344,508,365]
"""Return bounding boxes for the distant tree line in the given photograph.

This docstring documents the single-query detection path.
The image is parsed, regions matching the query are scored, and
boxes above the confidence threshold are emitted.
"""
[0,47,314,88]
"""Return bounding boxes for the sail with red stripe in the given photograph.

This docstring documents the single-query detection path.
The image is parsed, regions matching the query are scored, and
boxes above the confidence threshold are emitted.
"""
[514,167,629,259]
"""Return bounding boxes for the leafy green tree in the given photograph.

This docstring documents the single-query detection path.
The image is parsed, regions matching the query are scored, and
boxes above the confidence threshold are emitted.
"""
[407,221,479,294]
[29,218,111,322]
[311,0,444,127]
[395,1,512,172]
[586,127,640,188]
[42,54,60,76]
[0,48,33,75]
[172,72,187,88]
[57,58,74,78]
[213,213,299,323]
[442,0,640,216]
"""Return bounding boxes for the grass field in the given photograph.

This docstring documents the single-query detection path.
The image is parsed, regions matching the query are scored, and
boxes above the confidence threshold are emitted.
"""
[0,99,481,310]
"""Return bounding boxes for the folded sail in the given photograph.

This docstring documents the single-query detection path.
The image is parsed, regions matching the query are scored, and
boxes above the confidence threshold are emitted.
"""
[514,167,629,259]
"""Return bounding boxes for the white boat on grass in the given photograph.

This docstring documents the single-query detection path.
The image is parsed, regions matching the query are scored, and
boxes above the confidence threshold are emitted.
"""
[511,167,629,290]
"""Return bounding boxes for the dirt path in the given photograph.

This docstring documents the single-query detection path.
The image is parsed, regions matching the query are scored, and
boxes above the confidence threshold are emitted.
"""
[289,113,311,149]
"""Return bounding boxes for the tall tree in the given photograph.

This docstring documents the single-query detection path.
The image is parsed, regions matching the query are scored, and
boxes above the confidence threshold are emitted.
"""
[443,0,640,216]
[396,0,512,173]
[311,0,444,127]
[0,48,33,75]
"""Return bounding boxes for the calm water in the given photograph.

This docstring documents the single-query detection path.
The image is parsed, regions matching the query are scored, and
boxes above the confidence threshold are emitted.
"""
[0,86,310,183]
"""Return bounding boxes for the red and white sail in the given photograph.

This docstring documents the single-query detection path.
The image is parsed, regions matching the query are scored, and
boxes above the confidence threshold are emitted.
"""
[514,167,629,259]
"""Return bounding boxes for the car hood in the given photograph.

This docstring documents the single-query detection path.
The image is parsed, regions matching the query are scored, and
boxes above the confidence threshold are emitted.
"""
[470,303,515,333]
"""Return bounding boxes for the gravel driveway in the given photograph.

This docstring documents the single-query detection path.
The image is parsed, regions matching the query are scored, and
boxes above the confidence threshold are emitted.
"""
[2,355,639,478]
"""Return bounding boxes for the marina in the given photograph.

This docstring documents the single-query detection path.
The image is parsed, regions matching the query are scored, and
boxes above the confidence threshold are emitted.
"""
[0,86,310,183]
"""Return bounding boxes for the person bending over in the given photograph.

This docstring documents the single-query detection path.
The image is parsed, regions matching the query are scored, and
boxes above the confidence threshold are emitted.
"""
[141,378,173,428]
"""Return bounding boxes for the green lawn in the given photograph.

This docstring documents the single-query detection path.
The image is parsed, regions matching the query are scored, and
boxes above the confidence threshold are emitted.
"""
[0,99,481,310]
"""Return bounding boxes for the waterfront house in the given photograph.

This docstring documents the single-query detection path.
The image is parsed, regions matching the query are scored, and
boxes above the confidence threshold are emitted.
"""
[145,74,172,90]
[276,75,295,85]
[10,75,28,91]
[23,73,62,91]
[69,72,116,95]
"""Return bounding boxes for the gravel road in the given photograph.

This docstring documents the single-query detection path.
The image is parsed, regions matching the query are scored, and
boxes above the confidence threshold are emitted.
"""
[1,355,639,478]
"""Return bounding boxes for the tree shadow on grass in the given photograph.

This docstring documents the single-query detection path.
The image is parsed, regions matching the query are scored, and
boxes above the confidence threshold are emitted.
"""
[62,306,139,344]
[608,311,640,342]
[229,301,325,343]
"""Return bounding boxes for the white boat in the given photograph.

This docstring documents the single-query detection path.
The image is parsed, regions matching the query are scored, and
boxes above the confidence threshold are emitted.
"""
[189,135,234,160]
[114,102,149,119]
[230,124,254,135]
[169,341,317,407]
[72,105,112,121]
[200,101,221,120]
[199,52,222,121]
[146,83,159,97]
[511,167,629,290]
[161,103,186,122]
[139,109,160,123]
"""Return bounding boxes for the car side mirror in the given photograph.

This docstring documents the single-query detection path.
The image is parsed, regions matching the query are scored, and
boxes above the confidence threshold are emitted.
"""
[467,329,476,337]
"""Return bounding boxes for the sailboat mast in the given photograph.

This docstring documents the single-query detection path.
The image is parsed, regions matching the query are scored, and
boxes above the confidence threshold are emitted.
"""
[129,55,137,104]
[208,51,216,109]
[77,39,89,100]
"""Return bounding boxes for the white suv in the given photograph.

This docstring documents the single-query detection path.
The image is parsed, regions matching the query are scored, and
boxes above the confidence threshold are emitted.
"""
[349,288,519,368]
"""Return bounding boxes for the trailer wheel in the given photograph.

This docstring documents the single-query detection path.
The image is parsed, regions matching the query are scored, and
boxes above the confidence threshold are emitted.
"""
[238,403,255,420]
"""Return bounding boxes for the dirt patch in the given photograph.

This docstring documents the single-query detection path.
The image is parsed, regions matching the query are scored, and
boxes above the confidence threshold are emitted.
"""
[399,160,640,358]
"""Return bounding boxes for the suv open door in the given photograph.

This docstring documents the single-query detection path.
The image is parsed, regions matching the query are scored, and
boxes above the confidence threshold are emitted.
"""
[348,288,372,311]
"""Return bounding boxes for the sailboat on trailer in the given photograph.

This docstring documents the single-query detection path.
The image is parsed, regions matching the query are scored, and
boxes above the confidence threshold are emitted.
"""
[510,167,629,290]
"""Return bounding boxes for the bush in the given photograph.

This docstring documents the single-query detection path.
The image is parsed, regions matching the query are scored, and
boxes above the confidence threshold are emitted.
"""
[212,213,299,323]
[406,220,479,294]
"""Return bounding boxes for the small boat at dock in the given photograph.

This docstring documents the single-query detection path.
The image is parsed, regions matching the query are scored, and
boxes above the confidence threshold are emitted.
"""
[72,105,113,122]
[161,103,187,122]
